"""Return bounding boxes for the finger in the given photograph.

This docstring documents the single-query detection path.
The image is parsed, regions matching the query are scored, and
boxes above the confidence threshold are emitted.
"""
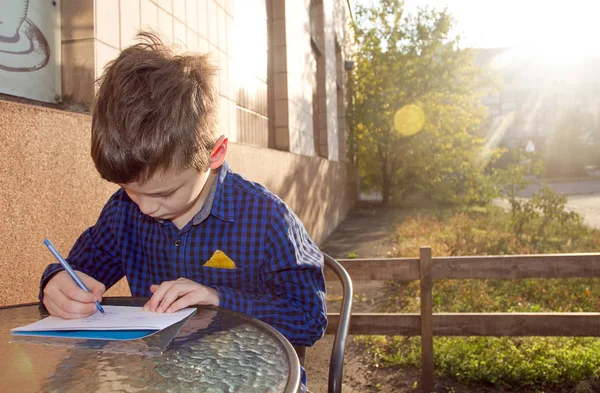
[48,297,95,319]
[145,281,176,312]
[158,284,194,313]
[91,289,103,303]
[164,283,219,312]
[175,286,219,308]
[43,283,95,314]
[91,284,106,302]
[44,291,97,319]
[63,285,99,304]
[165,293,198,313]
[51,271,98,304]
[78,274,106,302]
[158,279,199,312]
[42,294,58,316]
[143,285,160,310]
[57,289,99,317]
[42,271,97,318]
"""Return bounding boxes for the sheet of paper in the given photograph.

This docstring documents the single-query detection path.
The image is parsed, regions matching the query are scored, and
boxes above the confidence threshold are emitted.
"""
[11,306,196,332]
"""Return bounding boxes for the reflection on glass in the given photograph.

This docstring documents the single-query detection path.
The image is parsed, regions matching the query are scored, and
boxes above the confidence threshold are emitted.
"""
[1,304,291,393]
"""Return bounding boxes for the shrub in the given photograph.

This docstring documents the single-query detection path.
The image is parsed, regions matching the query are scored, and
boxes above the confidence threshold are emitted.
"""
[364,203,600,389]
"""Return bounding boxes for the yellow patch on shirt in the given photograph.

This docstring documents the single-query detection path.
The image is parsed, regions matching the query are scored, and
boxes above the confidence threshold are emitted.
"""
[203,250,237,269]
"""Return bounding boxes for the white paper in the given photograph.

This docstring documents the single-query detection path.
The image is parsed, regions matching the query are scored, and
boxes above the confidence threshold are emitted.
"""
[11,306,196,332]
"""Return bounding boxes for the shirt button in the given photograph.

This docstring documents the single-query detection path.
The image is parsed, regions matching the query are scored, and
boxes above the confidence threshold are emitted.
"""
[175,239,182,247]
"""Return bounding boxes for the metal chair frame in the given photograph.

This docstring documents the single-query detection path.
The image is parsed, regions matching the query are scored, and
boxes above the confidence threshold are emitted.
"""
[295,253,353,393]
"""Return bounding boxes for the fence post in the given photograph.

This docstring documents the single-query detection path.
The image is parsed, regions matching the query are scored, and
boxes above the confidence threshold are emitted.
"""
[420,246,434,392]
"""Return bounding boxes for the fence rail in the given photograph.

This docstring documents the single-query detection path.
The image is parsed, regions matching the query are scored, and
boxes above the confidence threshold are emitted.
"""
[323,247,600,392]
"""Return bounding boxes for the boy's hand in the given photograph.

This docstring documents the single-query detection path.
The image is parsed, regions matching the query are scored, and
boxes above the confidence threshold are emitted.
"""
[143,278,219,313]
[42,270,106,319]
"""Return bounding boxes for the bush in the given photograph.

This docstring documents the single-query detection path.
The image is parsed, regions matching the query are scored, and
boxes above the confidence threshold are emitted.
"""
[358,336,600,388]
[364,202,600,389]
[509,185,584,253]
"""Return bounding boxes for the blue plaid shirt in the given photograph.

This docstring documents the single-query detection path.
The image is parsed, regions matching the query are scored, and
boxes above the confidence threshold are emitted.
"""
[40,162,327,349]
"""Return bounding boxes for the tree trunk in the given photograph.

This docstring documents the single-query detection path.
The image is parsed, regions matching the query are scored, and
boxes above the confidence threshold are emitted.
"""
[382,167,391,206]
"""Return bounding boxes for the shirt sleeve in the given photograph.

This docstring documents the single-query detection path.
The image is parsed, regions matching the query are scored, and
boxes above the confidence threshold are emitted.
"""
[214,201,328,346]
[39,191,126,301]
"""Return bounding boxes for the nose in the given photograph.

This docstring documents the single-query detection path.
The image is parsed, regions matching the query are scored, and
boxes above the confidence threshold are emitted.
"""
[136,196,160,216]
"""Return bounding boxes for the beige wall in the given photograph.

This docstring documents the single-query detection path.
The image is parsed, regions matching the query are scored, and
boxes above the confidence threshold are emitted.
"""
[227,142,349,244]
[0,99,350,306]
[0,100,119,306]
[272,0,351,158]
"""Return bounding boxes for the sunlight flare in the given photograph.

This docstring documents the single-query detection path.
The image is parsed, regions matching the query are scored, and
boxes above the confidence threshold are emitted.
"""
[394,104,426,136]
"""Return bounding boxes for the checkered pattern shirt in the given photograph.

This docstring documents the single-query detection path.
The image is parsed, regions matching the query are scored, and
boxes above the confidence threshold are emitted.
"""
[40,162,328,348]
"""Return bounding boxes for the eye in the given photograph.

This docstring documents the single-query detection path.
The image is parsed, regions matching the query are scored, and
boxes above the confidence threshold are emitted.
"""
[161,192,175,200]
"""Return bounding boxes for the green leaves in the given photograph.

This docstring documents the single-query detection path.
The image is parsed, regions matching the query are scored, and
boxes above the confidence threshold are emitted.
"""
[360,205,600,388]
[350,1,497,205]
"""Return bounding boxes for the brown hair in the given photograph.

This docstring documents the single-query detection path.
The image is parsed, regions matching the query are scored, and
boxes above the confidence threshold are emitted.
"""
[91,31,218,184]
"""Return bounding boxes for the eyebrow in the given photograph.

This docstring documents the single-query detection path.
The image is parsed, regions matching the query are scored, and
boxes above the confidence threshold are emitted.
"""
[125,185,182,197]
[144,188,178,196]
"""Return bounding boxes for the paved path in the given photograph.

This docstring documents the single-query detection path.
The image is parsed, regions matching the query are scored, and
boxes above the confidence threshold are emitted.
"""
[519,180,600,197]
[564,195,600,229]
[500,180,600,230]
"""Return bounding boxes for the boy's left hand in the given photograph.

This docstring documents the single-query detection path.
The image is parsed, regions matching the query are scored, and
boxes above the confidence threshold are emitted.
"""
[143,278,220,313]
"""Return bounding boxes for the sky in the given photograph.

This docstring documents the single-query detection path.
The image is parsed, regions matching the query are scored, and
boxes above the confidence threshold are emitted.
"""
[351,0,600,55]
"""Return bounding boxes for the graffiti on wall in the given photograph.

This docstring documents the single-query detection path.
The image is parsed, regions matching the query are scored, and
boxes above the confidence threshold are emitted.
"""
[0,0,50,72]
[0,0,59,102]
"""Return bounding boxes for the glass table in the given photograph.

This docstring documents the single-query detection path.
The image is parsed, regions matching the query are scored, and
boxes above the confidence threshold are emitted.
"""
[0,297,300,393]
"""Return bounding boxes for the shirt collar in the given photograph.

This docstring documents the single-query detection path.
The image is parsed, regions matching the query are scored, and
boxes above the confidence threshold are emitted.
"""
[191,161,234,225]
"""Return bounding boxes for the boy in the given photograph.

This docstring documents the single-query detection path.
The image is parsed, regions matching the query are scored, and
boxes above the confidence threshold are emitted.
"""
[39,32,327,391]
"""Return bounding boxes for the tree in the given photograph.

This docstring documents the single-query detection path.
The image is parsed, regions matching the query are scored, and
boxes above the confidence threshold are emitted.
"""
[349,0,496,205]
[544,110,594,177]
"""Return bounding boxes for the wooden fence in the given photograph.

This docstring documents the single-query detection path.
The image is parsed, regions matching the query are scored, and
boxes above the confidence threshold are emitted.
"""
[324,246,600,392]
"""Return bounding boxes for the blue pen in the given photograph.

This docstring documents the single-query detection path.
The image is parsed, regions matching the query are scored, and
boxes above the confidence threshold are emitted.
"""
[43,239,105,314]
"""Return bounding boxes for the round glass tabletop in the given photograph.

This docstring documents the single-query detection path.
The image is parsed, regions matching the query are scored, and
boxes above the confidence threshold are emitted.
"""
[0,297,300,393]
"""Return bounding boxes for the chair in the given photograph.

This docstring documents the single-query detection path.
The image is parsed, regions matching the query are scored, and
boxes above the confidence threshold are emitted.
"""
[295,252,353,393]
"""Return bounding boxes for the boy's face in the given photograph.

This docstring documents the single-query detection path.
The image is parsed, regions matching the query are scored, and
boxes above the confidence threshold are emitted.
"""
[119,136,228,226]
[120,167,211,223]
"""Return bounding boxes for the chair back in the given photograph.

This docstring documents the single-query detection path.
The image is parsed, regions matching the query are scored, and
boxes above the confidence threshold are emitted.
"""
[323,253,353,393]
[296,253,353,393]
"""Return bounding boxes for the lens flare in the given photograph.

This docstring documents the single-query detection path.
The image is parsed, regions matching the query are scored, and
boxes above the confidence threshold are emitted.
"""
[394,104,425,136]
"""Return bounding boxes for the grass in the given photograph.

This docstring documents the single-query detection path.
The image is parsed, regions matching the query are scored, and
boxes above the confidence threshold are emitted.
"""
[357,204,600,389]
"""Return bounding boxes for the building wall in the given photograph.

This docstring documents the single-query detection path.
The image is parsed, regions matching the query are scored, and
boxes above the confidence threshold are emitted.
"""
[0,99,349,306]
[0,0,354,305]
[0,101,122,305]
[478,47,600,150]
[58,0,352,155]
[61,0,239,134]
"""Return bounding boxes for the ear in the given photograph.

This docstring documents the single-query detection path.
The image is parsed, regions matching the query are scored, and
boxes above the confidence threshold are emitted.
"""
[209,135,228,169]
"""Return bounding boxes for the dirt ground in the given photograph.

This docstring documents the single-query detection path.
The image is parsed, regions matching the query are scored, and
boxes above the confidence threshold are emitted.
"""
[305,202,444,393]
[305,203,599,393]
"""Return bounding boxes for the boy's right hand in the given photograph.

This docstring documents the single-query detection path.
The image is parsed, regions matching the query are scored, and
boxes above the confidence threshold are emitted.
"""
[42,270,106,319]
